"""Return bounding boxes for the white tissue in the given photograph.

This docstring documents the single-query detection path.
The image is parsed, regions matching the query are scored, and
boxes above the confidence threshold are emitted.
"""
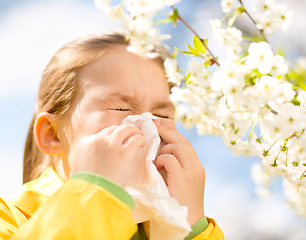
[122,113,191,240]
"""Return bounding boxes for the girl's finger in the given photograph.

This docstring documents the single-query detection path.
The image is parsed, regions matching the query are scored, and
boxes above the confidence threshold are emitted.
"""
[153,119,189,144]
[159,143,194,170]
[123,134,146,150]
[154,154,182,177]
[111,124,143,144]
[99,125,118,136]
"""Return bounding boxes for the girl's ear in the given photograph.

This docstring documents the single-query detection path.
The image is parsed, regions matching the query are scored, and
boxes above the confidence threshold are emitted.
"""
[34,112,63,156]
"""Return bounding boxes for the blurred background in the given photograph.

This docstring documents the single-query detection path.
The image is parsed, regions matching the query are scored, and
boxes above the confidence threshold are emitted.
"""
[1,0,306,239]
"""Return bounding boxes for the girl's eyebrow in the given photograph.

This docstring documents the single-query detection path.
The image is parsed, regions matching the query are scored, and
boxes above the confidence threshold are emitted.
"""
[106,92,134,103]
[152,101,175,111]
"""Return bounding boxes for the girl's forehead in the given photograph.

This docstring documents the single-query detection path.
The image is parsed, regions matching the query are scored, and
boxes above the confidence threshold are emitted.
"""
[74,46,171,111]
[78,46,168,91]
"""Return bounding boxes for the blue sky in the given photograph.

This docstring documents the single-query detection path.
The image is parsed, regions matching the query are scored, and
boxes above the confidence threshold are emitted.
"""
[1,0,306,239]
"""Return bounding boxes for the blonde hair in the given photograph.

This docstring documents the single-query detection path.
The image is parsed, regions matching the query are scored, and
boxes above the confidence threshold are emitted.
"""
[23,32,171,183]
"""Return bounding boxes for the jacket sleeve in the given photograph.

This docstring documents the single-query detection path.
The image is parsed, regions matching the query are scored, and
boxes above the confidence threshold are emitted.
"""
[0,197,28,240]
[191,218,225,240]
[0,175,137,240]
[0,171,224,240]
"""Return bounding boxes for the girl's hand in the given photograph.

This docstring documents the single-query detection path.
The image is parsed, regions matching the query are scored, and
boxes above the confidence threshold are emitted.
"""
[153,119,205,227]
[70,124,146,188]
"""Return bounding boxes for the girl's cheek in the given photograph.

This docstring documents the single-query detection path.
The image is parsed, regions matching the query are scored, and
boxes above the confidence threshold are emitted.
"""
[80,111,129,135]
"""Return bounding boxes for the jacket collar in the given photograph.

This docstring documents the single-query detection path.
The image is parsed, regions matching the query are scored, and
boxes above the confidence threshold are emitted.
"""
[13,167,64,218]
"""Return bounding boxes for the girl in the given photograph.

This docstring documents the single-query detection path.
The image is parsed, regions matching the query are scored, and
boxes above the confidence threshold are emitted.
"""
[0,33,224,240]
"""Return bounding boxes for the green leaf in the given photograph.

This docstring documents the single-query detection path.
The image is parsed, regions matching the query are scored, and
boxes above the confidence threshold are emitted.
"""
[186,73,193,85]
[203,38,208,46]
[298,81,306,91]
[187,44,201,57]
[243,35,265,43]
[185,72,191,81]
[237,6,245,14]
[193,35,207,54]
[220,10,236,23]
[154,18,172,26]
[245,75,256,86]
[169,8,179,26]
[173,47,195,56]
[171,51,178,58]
[281,146,288,152]
[263,150,269,157]
[276,74,282,80]
[202,58,213,68]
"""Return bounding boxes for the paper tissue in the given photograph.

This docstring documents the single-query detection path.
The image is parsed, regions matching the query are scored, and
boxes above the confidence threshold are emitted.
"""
[122,113,191,240]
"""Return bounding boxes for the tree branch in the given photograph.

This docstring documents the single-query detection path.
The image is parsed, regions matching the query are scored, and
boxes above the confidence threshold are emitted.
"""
[171,6,220,66]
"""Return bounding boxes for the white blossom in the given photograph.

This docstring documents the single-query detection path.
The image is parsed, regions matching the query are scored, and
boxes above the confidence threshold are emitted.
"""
[99,0,305,215]
[210,20,242,53]
[94,0,111,10]
[252,1,292,34]
[246,42,274,74]
[284,180,306,215]
[274,160,289,177]
[175,104,199,129]
[252,0,275,15]
[261,156,277,177]
[287,172,306,190]
[242,86,265,112]
[239,139,262,156]
[297,57,306,69]
[270,55,288,76]
[187,84,208,99]
[222,137,243,156]
[209,19,222,31]
[97,1,175,59]
[187,59,206,85]
[255,12,281,34]
[164,58,184,86]
[104,6,123,21]
[298,90,306,102]
[272,83,295,105]
[213,59,250,95]
[278,102,306,133]
[122,16,171,58]
[262,116,290,139]
[298,91,306,111]
[255,76,278,102]
[170,87,202,105]
[262,103,306,142]
[124,0,181,17]
[221,79,243,97]
[287,135,306,161]
[221,0,239,13]
[272,5,293,31]
[201,105,217,121]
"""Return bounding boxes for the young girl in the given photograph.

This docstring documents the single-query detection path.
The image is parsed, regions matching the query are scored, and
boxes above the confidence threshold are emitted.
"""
[0,33,224,240]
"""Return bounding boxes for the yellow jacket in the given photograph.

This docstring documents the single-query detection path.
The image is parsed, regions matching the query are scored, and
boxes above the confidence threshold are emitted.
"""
[0,167,224,240]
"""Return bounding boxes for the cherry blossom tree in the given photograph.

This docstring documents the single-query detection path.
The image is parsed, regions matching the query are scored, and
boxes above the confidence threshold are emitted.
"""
[95,0,306,216]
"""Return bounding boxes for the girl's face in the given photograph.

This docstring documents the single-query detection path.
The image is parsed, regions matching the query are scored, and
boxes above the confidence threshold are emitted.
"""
[59,46,175,177]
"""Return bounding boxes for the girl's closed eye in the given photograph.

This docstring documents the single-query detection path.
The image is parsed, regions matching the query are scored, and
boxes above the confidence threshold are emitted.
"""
[114,108,169,119]
[115,108,132,111]
[153,114,169,119]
